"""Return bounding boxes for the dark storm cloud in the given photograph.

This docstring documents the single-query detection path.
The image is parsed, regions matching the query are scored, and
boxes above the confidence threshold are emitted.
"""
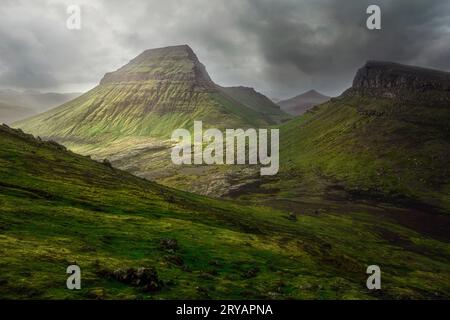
[233,0,450,96]
[0,0,449,98]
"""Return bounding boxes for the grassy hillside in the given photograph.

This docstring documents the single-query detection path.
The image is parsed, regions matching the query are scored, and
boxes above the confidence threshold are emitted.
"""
[279,93,450,214]
[234,92,450,216]
[1,124,449,299]
[227,62,450,215]
[218,86,291,123]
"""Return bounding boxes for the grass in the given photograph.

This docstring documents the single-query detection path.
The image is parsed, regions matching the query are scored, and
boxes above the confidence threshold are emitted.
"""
[0,124,449,299]
[275,94,450,214]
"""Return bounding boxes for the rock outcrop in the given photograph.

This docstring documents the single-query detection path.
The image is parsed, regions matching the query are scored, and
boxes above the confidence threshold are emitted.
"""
[348,61,450,107]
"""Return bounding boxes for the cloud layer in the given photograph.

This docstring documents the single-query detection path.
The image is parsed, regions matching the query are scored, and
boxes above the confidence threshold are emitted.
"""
[1,0,449,98]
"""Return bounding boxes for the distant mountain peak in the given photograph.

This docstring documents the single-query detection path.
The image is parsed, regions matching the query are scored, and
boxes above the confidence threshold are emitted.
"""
[278,89,331,116]
[299,89,329,99]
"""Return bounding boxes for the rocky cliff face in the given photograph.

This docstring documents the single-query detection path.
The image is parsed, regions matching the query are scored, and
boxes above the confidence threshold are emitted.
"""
[348,61,450,107]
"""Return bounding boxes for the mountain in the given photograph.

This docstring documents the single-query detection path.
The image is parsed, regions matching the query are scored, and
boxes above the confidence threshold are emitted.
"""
[278,90,331,116]
[0,89,81,123]
[349,61,450,106]
[1,123,449,299]
[218,86,291,123]
[234,61,450,215]
[0,101,32,124]
[15,45,288,145]
[13,45,289,194]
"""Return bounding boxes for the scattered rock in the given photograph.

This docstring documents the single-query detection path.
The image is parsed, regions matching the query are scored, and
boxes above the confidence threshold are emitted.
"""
[182,265,192,272]
[199,273,215,280]
[242,267,260,279]
[110,267,163,292]
[287,212,297,221]
[80,244,96,252]
[196,286,209,297]
[207,269,219,276]
[87,288,106,300]
[164,254,184,266]
[102,158,113,169]
[208,260,222,267]
[160,238,179,252]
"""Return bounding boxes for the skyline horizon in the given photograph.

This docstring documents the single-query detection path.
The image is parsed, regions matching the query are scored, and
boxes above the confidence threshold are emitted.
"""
[2,0,449,99]
[4,45,450,100]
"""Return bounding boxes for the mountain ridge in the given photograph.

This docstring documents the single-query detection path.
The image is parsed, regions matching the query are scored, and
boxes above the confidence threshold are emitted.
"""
[0,89,80,124]
[346,60,450,107]
[241,61,450,214]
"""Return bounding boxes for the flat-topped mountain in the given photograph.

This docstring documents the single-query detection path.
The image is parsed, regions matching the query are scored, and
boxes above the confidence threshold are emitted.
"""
[278,90,331,116]
[16,45,287,144]
[15,45,288,145]
[100,45,214,87]
[271,61,450,214]
[348,61,450,106]
[13,45,289,193]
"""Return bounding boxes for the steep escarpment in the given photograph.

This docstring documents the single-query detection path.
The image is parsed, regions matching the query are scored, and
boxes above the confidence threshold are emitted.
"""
[348,61,450,107]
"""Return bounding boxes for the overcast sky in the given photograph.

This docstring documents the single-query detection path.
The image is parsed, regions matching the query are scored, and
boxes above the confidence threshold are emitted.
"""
[0,0,449,98]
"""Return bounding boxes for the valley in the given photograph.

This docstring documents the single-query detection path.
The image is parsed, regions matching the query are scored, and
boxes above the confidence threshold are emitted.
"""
[4,47,450,300]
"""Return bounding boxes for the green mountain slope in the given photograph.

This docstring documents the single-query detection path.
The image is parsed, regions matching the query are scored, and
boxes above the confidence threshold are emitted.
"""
[14,45,288,149]
[218,86,291,123]
[13,45,289,194]
[237,61,450,214]
[1,124,449,299]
